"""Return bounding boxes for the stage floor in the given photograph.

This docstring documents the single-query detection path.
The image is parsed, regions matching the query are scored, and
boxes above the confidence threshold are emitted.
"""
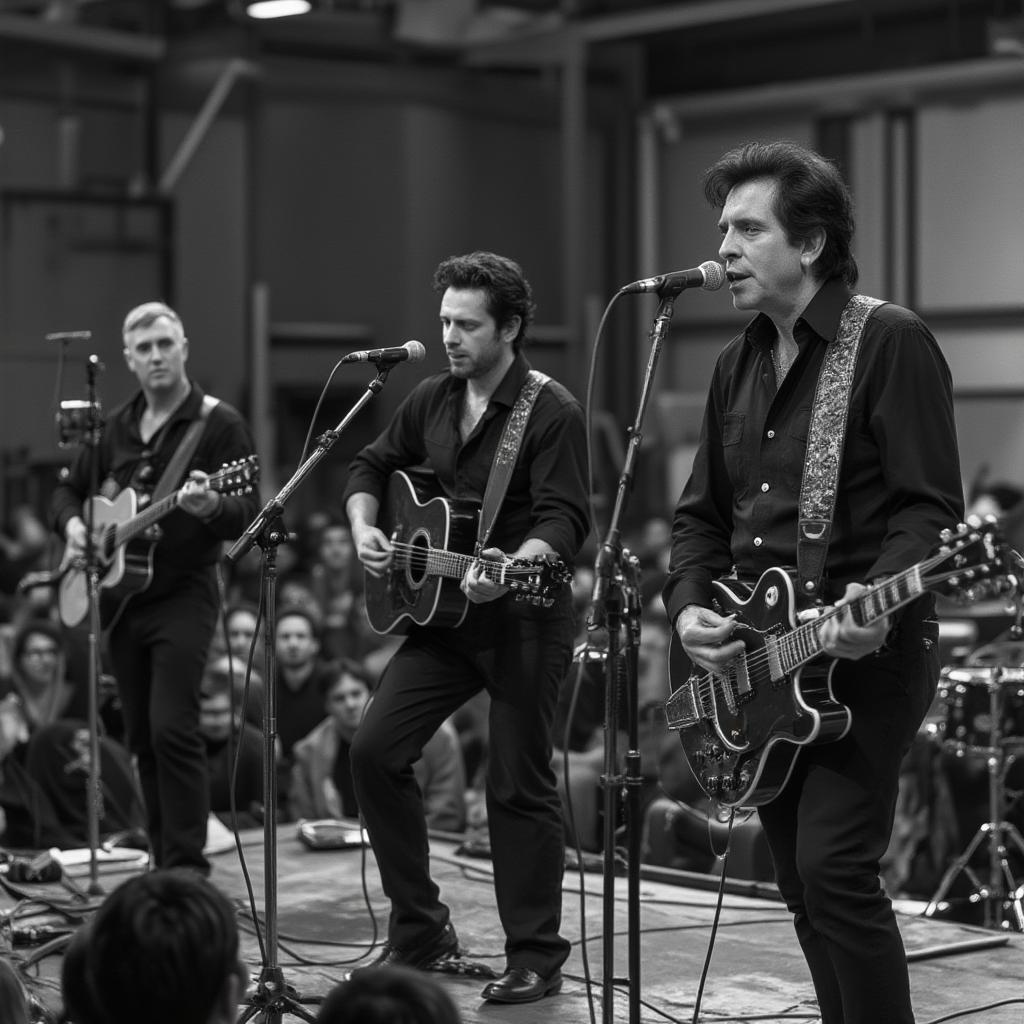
[5,825,1024,1023]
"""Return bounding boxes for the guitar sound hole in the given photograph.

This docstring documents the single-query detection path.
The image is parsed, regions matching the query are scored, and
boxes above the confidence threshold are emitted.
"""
[406,531,430,587]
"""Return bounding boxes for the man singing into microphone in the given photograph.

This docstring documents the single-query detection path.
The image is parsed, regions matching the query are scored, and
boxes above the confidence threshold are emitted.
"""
[663,142,963,1024]
[344,251,590,1004]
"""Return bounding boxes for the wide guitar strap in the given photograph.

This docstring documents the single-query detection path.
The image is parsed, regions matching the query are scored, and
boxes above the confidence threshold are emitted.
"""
[796,294,884,599]
[475,370,550,555]
[150,393,220,504]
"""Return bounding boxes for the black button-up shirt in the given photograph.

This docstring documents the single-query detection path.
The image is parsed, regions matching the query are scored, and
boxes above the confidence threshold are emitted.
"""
[663,278,964,622]
[343,352,590,565]
[50,383,260,598]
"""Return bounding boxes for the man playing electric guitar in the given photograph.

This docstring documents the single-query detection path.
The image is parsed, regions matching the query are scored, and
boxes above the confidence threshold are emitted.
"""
[663,144,963,1024]
[344,252,589,1004]
[51,301,260,875]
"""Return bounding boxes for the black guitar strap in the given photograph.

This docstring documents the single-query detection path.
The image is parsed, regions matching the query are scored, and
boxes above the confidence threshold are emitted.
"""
[796,295,883,599]
[150,393,220,504]
[475,370,550,556]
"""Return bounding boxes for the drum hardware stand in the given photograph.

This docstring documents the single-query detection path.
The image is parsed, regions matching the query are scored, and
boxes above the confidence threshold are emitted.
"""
[226,364,395,1023]
[924,665,1024,930]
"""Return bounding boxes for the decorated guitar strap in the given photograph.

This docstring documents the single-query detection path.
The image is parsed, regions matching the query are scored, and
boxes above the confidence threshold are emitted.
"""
[474,370,550,556]
[796,294,884,600]
[149,393,220,504]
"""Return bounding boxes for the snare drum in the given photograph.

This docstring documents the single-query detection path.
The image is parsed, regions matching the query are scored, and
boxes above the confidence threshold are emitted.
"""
[935,666,1024,756]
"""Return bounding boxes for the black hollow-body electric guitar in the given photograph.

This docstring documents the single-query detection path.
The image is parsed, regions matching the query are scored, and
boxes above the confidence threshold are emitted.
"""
[364,470,572,635]
[58,455,259,631]
[664,521,1018,808]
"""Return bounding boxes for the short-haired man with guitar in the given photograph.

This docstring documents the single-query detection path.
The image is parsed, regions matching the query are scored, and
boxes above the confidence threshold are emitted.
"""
[344,251,589,1004]
[662,142,972,1024]
[51,301,259,875]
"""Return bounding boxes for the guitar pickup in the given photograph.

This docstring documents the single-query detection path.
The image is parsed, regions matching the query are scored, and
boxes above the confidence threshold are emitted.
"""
[665,677,701,731]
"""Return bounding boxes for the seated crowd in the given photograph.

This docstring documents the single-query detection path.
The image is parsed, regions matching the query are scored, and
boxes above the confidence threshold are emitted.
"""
[0,500,755,880]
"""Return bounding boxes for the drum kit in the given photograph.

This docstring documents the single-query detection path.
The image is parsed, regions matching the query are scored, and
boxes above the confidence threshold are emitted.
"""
[924,657,1024,929]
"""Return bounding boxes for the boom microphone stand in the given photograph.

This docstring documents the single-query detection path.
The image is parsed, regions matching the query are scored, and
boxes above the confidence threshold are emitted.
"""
[589,288,680,1024]
[226,363,397,1023]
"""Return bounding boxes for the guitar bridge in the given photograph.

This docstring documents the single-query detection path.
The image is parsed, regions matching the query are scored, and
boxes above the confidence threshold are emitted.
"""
[665,675,701,731]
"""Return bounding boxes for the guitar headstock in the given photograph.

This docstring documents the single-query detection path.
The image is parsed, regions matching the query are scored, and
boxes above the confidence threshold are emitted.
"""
[211,455,260,496]
[506,554,572,606]
[924,515,1022,604]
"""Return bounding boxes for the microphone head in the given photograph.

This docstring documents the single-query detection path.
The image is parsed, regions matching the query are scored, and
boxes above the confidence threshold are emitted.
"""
[699,261,726,291]
[404,340,427,363]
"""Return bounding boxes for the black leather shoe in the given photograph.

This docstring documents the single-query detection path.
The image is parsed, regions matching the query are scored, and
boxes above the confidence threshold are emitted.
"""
[481,967,563,1003]
[354,923,460,973]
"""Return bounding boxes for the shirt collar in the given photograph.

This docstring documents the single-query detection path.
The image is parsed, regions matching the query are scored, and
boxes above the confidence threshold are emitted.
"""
[745,277,854,349]
[450,351,531,408]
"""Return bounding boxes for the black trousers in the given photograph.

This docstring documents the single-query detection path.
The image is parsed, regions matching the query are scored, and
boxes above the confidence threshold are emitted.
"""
[350,593,574,976]
[108,572,219,872]
[757,613,939,1024]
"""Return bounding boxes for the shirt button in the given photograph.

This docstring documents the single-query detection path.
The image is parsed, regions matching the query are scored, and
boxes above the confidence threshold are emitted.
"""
[753,537,763,547]
[767,429,776,439]
[761,482,770,493]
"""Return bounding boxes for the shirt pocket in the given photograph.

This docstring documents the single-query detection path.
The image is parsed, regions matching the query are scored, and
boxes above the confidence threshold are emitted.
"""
[782,405,812,492]
[722,411,748,493]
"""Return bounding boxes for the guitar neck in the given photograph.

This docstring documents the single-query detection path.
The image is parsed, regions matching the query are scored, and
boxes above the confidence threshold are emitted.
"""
[112,490,181,548]
[423,547,507,584]
[111,472,230,549]
[776,565,925,675]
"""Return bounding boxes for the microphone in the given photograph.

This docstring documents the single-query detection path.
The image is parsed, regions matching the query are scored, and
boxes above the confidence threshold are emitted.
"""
[620,260,725,295]
[340,340,426,365]
[45,331,92,343]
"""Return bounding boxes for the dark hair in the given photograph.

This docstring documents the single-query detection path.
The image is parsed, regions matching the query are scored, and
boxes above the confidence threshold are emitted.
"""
[13,619,62,662]
[73,870,241,1024]
[319,657,373,698]
[316,965,462,1024]
[275,603,322,641]
[703,140,858,287]
[432,251,535,351]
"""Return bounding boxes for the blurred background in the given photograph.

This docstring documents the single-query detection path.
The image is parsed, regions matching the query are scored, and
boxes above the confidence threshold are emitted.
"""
[0,0,1022,534]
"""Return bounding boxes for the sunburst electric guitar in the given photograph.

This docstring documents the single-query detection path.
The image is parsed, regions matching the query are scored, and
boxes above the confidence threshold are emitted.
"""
[664,520,1019,808]
[364,470,572,635]
[58,455,259,631]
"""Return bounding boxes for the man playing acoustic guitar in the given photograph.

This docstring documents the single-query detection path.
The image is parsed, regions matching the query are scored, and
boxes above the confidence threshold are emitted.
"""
[51,301,259,875]
[344,251,589,1004]
[663,143,964,1024]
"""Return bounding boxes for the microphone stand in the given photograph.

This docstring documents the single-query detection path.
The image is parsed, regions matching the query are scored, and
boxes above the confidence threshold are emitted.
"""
[52,339,107,897]
[81,354,106,896]
[226,364,396,1024]
[590,289,678,1024]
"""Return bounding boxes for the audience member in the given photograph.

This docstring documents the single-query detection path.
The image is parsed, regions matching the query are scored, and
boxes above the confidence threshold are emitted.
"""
[59,869,249,1024]
[274,606,338,765]
[292,518,364,663]
[289,660,465,832]
[317,965,462,1024]
[200,654,265,829]
[0,620,142,849]
[0,957,30,1024]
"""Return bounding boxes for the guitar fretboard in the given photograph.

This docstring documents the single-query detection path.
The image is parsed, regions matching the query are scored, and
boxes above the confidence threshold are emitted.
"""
[772,564,925,677]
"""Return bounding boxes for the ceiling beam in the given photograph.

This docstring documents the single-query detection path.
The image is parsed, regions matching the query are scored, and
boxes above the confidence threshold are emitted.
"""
[462,0,853,67]
[0,13,165,62]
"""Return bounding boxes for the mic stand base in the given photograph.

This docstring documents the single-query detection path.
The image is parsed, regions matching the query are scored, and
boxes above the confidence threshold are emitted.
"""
[237,966,317,1024]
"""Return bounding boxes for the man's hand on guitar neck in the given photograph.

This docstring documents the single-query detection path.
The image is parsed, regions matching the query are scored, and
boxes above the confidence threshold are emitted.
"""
[178,471,221,522]
[817,582,890,661]
[674,604,744,674]
[461,547,510,605]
